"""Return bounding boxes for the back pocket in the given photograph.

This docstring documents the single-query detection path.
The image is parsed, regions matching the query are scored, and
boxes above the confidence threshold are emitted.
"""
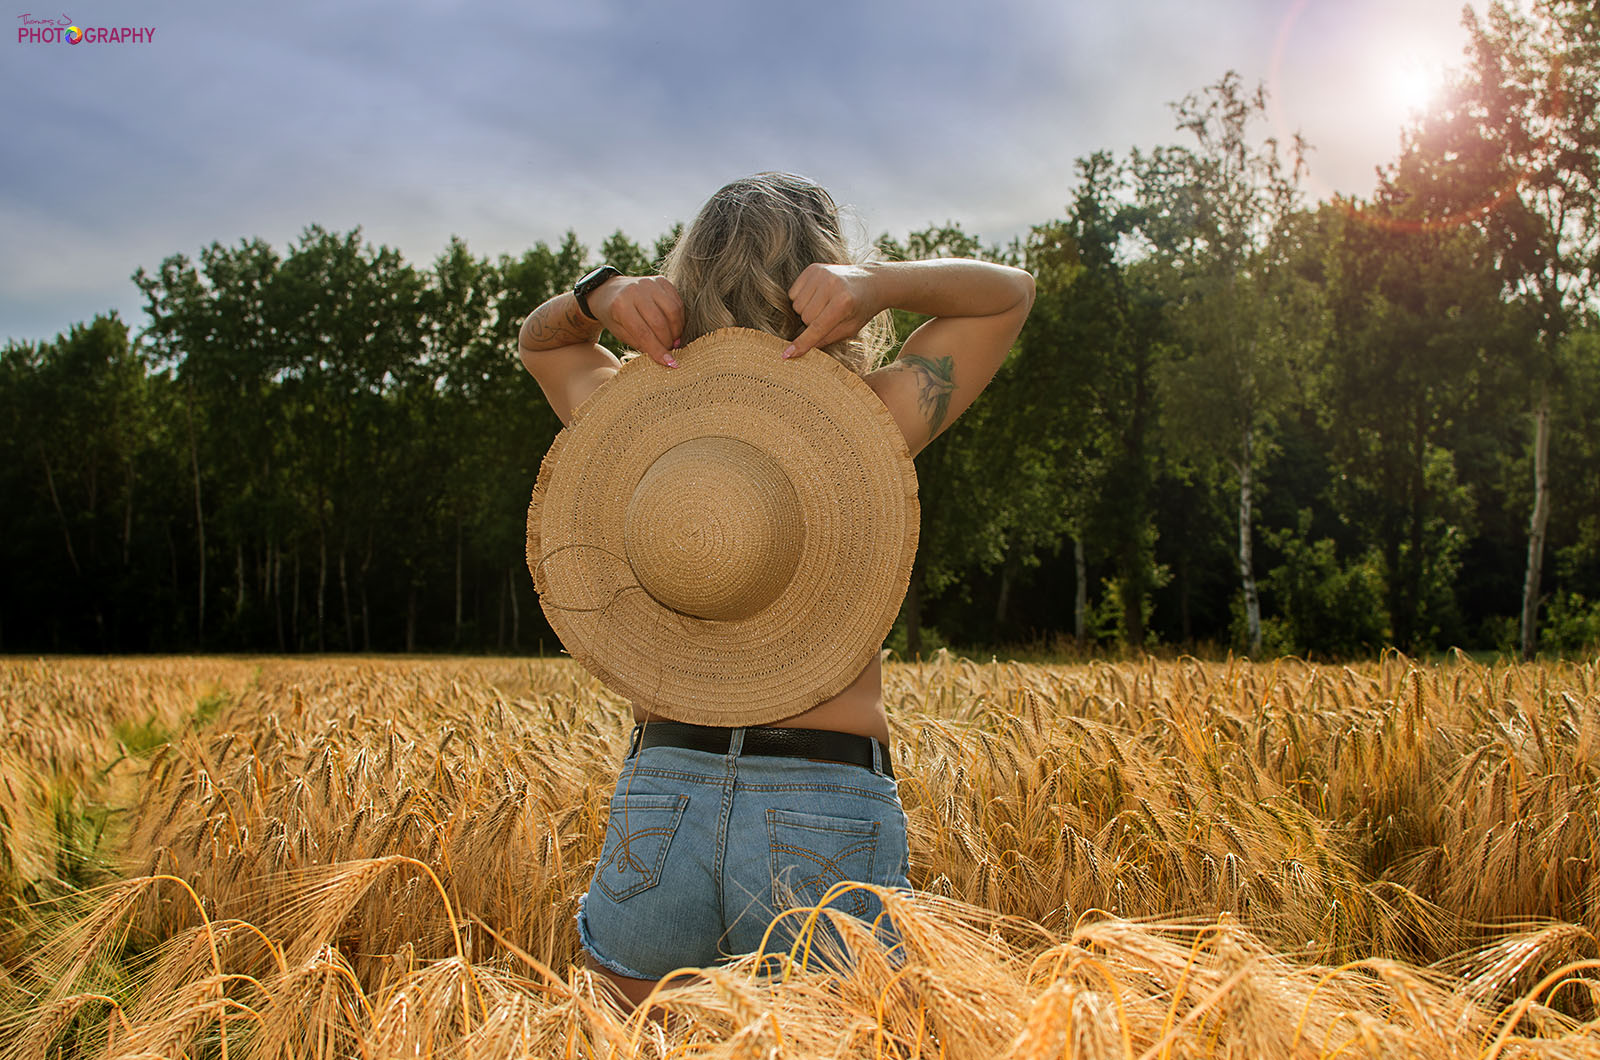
[767,808,880,917]
[596,792,689,902]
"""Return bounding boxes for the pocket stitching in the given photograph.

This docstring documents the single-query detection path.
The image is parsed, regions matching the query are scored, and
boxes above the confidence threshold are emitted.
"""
[766,809,880,917]
[597,793,688,903]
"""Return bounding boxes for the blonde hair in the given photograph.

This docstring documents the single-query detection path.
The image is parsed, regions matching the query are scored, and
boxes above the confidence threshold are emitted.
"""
[661,172,894,375]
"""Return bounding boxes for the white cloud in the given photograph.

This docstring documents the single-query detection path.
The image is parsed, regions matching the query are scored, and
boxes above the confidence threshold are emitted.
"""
[2,0,1477,342]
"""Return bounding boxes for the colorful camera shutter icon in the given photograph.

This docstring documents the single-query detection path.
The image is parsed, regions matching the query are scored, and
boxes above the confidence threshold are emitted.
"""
[66,25,83,43]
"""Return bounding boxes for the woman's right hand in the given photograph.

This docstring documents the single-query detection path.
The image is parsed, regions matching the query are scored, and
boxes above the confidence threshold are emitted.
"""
[784,263,884,359]
[589,275,685,367]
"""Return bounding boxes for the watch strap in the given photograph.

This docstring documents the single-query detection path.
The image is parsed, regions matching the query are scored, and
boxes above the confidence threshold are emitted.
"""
[574,265,621,320]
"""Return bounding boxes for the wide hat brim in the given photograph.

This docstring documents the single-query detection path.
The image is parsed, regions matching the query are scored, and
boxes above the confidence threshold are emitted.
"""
[526,327,919,726]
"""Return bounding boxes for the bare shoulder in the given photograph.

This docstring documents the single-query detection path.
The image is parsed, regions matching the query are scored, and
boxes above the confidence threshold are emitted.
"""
[864,312,1014,458]
[519,342,621,427]
[865,355,957,458]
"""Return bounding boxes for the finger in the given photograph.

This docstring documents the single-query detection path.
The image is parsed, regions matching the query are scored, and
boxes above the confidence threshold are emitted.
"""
[634,296,676,356]
[808,300,855,355]
[615,303,673,366]
[645,284,684,351]
[791,287,826,327]
[657,284,685,344]
[787,263,818,304]
[789,267,835,321]
[784,319,831,360]
[631,279,682,359]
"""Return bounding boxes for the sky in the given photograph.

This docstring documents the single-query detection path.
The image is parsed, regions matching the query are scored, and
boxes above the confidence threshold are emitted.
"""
[1,0,1483,345]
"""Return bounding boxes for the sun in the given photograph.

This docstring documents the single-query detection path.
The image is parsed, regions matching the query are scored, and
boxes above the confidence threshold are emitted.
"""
[1385,61,1437,117]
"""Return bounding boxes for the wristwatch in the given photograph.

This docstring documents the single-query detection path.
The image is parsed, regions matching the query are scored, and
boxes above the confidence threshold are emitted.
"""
[573,265,621,320]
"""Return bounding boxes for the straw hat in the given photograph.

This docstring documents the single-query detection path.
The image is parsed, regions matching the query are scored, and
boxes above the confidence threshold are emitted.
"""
[526,327,919,726]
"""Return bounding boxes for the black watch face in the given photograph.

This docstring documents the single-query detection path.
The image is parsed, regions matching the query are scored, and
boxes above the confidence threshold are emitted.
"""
[578,266,617,294]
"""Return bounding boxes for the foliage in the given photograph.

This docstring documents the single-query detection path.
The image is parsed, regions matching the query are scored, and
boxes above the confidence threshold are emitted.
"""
[1542,590,1600,654]
[6,32,1600,657]
[1424,0,1600,656]
[878,224,1037,656]
[1259,510,1386,657]
[1019,153,1172,650]
[1129,72,1314,656]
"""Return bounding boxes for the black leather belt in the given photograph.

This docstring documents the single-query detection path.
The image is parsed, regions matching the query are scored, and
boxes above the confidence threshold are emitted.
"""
[627,721,893,779]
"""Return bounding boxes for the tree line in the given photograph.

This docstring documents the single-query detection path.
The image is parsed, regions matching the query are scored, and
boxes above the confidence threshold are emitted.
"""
[4,1,1596,659]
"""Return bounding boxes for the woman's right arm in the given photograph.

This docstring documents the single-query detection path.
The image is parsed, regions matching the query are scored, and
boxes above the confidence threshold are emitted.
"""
[516,276,684,426]
[785,259,1035,457]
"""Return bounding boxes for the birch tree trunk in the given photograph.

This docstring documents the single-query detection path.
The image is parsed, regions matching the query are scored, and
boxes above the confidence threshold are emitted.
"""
[185,401,206,644]
[272,539,285,651]
[454,518,464,647]
[316,533,327,652]
[38,444,82,577]
[360,533,373,652]
[904,557,924,659]
[994,551,1017,631]
[338,546,353,649]
[1238,425,1262,656]
[166,524,179,604]
[1074,537,1088,649]
[291,549,300,650]
[1520,381,1551,659]
[122,459,135,566]
[1178,553,1192,647]
[497,578,507,649]
[405,586,417,653]
[509,564,521,649]
[235,543,246,621]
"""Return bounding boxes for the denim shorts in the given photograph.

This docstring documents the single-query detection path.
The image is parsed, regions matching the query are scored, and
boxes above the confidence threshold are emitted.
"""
[576,728,911,980]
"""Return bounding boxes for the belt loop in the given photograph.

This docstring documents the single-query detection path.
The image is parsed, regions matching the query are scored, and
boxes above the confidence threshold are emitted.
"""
[870,737,885,776]
[727,726,746,757]
[627,724,642,759]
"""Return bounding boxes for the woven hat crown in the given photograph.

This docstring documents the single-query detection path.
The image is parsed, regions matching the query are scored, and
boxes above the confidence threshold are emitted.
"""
[623,436,803,621]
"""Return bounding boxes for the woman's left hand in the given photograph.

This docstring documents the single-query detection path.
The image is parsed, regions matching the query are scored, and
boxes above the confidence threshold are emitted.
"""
[784,264,881,359]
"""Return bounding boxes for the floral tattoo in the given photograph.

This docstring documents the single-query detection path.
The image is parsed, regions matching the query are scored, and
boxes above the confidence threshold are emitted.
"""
[890,354,957,437]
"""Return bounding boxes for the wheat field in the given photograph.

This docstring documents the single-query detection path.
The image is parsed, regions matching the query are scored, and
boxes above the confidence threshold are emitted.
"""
[1,652,1598,1058]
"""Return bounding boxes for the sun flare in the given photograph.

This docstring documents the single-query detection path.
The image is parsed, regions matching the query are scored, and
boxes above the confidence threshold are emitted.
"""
[1386,61,1437,116]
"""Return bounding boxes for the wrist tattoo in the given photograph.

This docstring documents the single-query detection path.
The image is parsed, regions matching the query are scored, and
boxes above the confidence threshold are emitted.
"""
[522,295,597,350]
[890,354,956,437]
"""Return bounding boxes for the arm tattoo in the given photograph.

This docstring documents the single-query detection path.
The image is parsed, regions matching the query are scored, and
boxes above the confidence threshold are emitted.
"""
[891,354,957,437]
[521,293,600,350]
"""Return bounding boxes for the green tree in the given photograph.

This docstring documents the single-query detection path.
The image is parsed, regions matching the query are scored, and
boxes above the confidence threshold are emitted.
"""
[1010,154,1175,650]
[1129,73,1313,655]
[138,228,427,649]
[1547,326,1600,644]
[416,237,508,649]
[135,238,283,643]
[1317,190,1517,650]
[1018,161,1123,647]
[0,315,155,648]
[496,234,589,647]
[1447,0,1600,656]
[272,227,425,650]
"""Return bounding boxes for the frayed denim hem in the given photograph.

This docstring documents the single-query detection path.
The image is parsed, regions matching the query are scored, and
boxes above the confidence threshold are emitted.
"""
[575,892,655,980]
